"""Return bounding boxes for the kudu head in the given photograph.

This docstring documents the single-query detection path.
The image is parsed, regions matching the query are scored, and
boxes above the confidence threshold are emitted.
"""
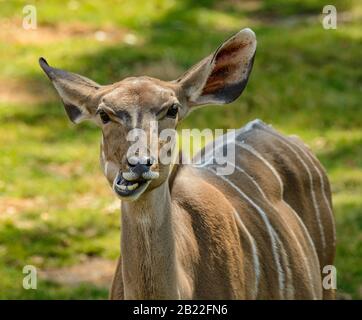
[39,28,257,201]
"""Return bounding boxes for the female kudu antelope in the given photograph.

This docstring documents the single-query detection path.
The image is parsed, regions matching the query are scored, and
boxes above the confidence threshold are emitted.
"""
[40,28,336,299]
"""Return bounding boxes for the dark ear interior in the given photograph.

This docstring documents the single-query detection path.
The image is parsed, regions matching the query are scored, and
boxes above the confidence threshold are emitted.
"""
[178,28,257,107]
[39,57,101,123]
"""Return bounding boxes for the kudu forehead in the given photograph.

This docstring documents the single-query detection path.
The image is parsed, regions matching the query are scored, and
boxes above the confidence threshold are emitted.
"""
[102,77,178,113]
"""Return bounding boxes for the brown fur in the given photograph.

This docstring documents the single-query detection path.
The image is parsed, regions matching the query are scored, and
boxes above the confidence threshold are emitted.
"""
[40,28,335,300]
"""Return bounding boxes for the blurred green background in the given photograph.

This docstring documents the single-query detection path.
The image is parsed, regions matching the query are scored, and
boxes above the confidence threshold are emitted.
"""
[0,0,361,299]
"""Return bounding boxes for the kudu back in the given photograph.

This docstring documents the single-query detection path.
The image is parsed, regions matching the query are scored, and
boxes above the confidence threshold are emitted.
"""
[40,28,336,299]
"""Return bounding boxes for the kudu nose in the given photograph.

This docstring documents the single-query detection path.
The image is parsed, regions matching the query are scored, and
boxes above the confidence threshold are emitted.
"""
[127,156,154,176]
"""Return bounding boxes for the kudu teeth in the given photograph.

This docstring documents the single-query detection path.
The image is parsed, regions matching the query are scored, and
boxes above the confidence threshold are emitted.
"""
[122,171,139,181]
[123,171,159,181]
[118,183,139,191]
[142,171,159,180]
[127,183,139,191]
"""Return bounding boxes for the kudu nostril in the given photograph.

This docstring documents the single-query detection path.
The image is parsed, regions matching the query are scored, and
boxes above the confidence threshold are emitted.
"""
[127,157,137,168]
[126,156,155,179]
[146,157,154,167]
[127,156,154,167]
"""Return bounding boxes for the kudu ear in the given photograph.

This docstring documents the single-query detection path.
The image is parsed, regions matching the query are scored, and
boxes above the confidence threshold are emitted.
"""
[39,57,101,123]
[178,28,256,107]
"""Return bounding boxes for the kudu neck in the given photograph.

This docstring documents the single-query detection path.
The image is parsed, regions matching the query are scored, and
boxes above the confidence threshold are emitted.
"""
[121,180,171,223]
[120,180,179,299]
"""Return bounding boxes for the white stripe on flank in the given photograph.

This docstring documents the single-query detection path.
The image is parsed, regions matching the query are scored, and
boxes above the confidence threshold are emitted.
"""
[207,167,284,298]
[131,110,138,129]
[193,129,237,167]
[232,208,260,298]
[192,124,322,296]
[271,228,294,299]
[194,119,263,168]
[234,141,284,196]
[256,128,327,253]
[287,137,336,245]
[195,132,319,262]
[229,147,318,298]
[193,120,261,168]
[234,140,318,259]
[228,162,293,297]
[282,201,320,298]
[256,128,326,256]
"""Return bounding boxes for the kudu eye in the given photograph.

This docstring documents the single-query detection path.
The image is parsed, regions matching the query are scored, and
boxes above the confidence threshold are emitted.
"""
[166,104,178,119]
[99,110,110,124]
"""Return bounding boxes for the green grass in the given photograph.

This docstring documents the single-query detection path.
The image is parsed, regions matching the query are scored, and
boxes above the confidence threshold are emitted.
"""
[0,0,361,299]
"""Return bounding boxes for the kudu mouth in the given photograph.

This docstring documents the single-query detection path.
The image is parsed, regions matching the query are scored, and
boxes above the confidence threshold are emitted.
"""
[113,170,159,200]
